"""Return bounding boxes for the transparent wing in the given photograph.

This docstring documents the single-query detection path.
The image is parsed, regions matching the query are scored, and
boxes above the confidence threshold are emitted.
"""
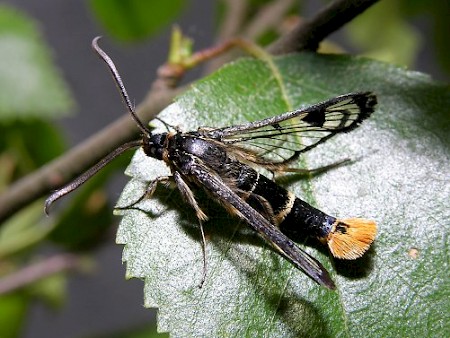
[201,92,377,164]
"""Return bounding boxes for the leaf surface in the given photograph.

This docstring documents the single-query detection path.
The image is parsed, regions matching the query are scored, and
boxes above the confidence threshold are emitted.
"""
[116,53,449,337]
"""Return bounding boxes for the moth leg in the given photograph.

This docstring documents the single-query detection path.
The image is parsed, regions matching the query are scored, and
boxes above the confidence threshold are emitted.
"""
[174,172,208,221]
[276,158,351,176]
[198,219,207,288]
[115,176,172,210]
[173,172,208,287]
[242,191,276,224]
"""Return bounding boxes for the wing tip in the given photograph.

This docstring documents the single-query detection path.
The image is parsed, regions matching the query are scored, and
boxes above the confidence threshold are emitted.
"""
[353,91,377,122]
[318,271,337,290]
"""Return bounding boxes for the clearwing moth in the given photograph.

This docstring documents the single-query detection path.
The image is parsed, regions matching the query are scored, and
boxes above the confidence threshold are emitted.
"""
[46,37,377,290]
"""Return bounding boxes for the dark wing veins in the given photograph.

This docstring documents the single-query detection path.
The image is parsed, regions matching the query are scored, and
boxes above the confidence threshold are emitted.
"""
[198,92,377,165]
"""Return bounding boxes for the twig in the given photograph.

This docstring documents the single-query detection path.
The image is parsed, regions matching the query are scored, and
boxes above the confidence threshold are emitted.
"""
[243,0,295,40]
[0,253,82,294]
[268,0,380,54]
[204,0,295,74]
[217,0,248,40]
[202,0,249,74]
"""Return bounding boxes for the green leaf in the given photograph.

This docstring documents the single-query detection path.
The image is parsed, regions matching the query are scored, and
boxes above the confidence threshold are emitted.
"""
[89,0,186,42]
[0,293,28,338]
[0,5,73,119]
[0,120,66,172]
[116,54,449,336]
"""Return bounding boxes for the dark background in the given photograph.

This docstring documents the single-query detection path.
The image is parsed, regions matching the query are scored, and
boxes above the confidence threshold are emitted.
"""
[2,1,445,337]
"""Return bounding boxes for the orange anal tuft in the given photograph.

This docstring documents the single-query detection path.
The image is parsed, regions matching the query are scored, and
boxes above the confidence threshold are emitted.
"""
[327,218,377,260]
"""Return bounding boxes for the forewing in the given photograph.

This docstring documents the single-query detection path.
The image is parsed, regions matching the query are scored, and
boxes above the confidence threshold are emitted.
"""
[202,92,376,164]
[188,159,336,289]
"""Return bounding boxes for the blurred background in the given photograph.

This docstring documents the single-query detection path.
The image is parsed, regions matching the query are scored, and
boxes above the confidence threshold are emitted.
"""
[0,1,448,337]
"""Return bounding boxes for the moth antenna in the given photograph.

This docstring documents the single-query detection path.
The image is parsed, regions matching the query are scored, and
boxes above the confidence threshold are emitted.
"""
[45,140,142,215]
[91,36,151,136]
[327,218,377,259]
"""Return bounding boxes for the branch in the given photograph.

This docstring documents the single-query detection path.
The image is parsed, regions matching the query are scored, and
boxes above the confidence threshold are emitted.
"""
[268,0,380,54]
[217,0,248,41]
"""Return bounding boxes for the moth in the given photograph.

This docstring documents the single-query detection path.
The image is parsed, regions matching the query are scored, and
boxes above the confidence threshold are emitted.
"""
[46,37,377,290]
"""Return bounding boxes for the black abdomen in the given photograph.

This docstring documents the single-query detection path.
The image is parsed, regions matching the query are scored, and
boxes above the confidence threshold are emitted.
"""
[233,164,335,240]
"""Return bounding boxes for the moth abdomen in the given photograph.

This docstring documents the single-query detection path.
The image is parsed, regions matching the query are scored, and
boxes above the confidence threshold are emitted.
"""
[232,165,376,260]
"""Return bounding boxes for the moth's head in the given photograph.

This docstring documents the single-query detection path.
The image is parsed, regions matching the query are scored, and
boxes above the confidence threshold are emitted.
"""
[142,133,168,160]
